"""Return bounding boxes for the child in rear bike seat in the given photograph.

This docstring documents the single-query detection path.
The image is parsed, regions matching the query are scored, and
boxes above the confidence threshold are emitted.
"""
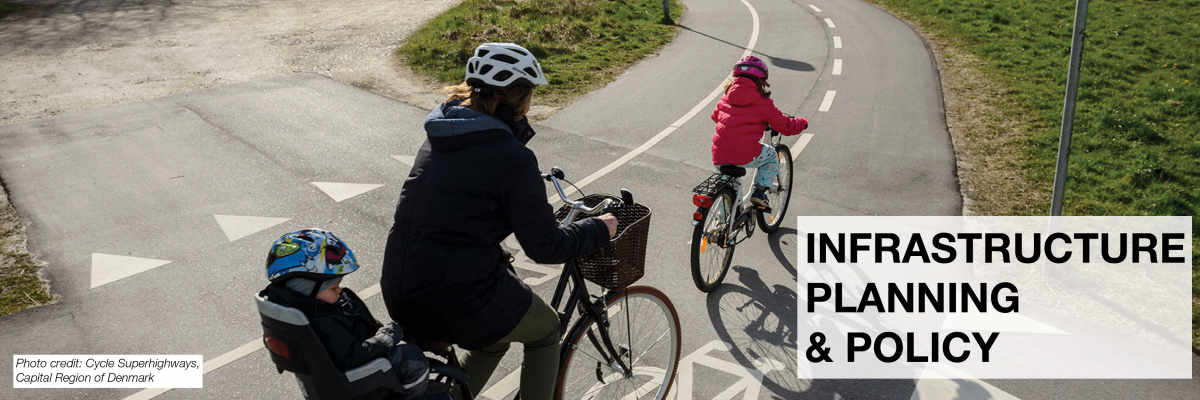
[710,55,809,210]
[261,229,430,400]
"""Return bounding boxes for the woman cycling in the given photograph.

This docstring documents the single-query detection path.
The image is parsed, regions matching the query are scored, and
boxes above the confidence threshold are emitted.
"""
[380,42,617,400]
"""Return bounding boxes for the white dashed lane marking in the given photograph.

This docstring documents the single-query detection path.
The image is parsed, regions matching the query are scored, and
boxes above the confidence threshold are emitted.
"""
[818,91,837,112]
[808,4,821,12]
[834,36,842,49]
[825,18,835,28]
[833,59,843,75]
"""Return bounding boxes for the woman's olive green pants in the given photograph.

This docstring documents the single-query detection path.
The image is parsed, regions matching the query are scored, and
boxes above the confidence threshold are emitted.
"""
[456,294,560,400]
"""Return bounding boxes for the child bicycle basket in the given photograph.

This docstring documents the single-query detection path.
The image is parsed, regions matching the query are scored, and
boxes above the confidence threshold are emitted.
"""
[554,194,652,290]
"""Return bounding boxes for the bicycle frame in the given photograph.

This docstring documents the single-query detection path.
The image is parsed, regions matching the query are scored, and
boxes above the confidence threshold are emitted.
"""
[548,259,633,376]
[543,171,634,377]
[712,129,785,244]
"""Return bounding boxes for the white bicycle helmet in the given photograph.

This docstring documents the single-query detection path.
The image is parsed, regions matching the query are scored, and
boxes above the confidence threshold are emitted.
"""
[465,43,549,91]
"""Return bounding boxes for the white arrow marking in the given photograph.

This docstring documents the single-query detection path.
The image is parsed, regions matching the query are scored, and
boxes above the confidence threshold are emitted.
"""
[311,182,384,202]
[213,215,292,242]
[391,155,416,166]
[91,253,171,289]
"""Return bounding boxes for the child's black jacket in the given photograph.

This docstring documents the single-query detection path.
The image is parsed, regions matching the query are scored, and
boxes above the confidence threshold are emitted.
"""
[261,282,401,371]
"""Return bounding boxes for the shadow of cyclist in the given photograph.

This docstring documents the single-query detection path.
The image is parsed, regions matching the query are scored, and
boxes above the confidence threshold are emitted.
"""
[706,265,918,399]
[766,227,799,280]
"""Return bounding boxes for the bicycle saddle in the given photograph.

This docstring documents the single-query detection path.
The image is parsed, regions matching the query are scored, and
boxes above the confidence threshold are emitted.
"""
[719,165,746,177]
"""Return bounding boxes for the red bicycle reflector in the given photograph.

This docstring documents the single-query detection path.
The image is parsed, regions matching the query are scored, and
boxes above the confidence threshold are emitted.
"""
[693,211,703,221]
[693,194,712,208]
[264,334,290,359]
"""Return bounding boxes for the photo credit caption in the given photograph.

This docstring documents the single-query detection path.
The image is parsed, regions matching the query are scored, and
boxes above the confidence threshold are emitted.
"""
[13,355,202,388]
[796,216,1191,379]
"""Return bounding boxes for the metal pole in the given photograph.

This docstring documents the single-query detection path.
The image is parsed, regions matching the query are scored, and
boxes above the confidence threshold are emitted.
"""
[1050,0,1089,216]
[663,0,670,23]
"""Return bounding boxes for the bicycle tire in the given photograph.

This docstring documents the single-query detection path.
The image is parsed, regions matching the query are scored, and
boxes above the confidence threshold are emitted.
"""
[691,187,736,292]
[555,285,682,400]
[756,144,793,233]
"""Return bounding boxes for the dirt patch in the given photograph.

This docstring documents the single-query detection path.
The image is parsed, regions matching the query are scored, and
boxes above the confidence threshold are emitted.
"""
[0,0,464,126]
[0,0,468,314]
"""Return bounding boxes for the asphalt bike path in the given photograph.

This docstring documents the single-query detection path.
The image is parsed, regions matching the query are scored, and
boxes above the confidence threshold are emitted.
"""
[2,0,1193,398]
[0,0,975,398]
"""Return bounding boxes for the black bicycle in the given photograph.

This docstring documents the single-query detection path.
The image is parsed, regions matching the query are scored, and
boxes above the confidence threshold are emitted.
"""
[540,167,683,399]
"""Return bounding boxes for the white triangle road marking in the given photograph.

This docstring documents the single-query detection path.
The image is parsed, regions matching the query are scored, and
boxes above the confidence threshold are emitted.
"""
[310,182,384,202]
[391,155,416,166]
[213,215,292,242]
[91,253,171,289]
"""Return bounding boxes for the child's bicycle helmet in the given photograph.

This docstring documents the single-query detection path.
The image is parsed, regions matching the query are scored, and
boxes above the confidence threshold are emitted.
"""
[733,55,768,80]
[465,42,549,92]
[266,228,359,283]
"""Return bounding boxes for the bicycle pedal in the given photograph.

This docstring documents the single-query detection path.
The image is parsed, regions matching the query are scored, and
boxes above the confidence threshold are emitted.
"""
[754,205,772,213]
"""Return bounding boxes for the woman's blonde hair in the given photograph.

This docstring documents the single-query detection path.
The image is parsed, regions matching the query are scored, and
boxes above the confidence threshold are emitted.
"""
[723,76,771,99]
[442,82,534,119]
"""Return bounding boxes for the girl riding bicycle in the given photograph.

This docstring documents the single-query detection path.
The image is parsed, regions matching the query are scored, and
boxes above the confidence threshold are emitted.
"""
[380,43,617,400]
[711,55,809,210]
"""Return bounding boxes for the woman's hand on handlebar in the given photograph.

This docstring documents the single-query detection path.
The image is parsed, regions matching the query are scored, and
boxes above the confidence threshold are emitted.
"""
[598,214,618,238]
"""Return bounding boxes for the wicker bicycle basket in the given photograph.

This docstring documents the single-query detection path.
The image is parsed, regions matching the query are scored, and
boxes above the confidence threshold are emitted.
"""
[553,194,652,290]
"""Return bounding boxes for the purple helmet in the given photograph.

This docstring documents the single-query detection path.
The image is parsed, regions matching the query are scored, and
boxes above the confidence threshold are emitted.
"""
[732,55,768,80]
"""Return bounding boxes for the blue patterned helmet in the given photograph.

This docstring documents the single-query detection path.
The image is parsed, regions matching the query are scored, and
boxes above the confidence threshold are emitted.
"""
[266,229,359,282]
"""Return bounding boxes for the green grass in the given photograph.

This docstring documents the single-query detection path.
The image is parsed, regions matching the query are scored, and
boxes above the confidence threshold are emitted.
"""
[398,0,682,104]
[0,1,23,16]
[1,187,54,317]
[864,0,1199,348]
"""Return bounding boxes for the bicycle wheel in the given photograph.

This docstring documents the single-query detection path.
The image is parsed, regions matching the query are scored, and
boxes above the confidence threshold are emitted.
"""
[556,285,682,400]
[757,144,793,233]
[690,187,736,292]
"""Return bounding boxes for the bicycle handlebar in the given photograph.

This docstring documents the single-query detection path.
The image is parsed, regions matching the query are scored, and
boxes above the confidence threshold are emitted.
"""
[542,167,638,227]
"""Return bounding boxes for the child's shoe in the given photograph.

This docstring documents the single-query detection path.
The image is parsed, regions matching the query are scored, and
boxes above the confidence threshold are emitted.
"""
[750,185,771,211]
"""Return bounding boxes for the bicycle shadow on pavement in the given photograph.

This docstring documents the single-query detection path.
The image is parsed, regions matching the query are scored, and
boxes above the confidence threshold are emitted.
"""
[706,265,918,399]
[766,227,799,280]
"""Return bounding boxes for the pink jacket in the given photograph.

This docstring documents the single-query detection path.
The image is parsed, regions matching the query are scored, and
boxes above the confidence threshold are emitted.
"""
[710,77,808,165]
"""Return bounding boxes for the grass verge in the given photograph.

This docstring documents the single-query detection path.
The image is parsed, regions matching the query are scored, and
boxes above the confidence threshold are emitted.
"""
[1,183,55,318]
[0,1,23,16]
[862,0,1198,349]
[397,0,682,108]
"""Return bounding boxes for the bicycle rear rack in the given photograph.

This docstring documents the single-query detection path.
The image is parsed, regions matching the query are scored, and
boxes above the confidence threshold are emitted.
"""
[692,173,737,195]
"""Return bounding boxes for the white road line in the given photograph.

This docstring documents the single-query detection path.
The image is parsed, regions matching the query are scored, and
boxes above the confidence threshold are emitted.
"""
[834,36,842,49]
[552,0,761,200]
[808,5,821,12]
[478,366,523,400]
[818,91,837,112]
[825,18,835,28]
[793,133,815,160]
[832,59,843,75]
